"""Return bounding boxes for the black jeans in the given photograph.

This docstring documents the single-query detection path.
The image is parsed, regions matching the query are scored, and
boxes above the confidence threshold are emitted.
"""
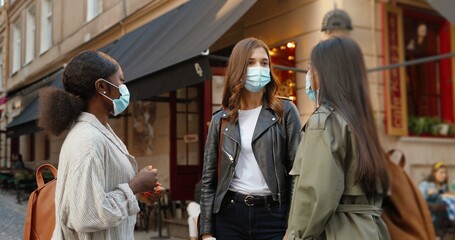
[215,192,288,240]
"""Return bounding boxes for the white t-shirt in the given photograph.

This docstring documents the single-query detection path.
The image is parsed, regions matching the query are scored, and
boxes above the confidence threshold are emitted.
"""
[229,106,272,196]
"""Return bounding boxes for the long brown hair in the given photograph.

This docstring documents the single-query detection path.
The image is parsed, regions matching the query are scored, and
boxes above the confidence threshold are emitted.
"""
[311,37,389,195]
[221,37,283,123]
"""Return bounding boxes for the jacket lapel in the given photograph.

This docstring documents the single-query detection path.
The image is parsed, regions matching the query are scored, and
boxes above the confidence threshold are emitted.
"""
[220,109,241,144]
[252,106,277,142]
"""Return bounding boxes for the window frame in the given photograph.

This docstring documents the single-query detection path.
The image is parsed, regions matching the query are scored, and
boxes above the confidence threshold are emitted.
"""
[11,20,21,74]
[40,0,52,54]
[25,4,36,64]
[86,0,103,22]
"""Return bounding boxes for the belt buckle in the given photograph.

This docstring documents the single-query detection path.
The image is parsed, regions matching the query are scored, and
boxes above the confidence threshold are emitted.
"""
[244,195,255,207]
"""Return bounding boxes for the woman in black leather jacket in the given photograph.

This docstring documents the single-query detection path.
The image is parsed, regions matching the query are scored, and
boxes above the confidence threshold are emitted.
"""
[199,37,302,240]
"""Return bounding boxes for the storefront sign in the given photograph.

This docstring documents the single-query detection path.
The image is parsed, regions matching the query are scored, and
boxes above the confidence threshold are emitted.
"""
[384,6,408,136]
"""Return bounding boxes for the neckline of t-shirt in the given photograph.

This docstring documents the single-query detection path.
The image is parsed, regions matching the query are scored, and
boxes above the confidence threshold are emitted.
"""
[238,105,262,115]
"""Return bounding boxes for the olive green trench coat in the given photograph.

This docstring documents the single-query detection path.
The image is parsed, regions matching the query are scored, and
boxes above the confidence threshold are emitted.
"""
[287,105,391,240]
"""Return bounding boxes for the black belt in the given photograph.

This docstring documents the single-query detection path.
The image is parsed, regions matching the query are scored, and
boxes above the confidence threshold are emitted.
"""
[225,190,278,207]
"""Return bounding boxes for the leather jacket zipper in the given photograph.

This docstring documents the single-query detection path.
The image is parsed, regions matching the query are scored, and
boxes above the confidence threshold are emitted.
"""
[222,148,234,163]
[271,126,282,206]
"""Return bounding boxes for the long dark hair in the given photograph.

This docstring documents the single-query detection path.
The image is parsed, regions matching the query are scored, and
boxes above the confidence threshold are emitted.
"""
[38,50,120,136]
[221,37,283,123]
[311,37,389,195]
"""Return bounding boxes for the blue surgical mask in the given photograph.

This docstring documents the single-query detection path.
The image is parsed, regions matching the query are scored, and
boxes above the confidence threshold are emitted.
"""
[245,67,271,92]
[306,72,318,103]
[99,79,130,116]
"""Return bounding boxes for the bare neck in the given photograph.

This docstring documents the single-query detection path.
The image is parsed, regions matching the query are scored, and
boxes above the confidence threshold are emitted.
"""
[240,91,263,110]
[86,96,110,126]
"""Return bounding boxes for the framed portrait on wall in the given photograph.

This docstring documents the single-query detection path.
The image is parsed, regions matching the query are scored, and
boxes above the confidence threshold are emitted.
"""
[128,101,157,156]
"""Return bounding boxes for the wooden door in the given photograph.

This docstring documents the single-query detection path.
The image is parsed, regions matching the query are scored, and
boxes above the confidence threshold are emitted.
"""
[170,84,204,200]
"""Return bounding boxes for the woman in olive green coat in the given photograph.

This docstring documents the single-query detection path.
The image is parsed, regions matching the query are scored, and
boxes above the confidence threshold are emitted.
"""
[286,37,391,240]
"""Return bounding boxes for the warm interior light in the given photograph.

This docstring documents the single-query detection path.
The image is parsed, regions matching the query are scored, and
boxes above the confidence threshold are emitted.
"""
[286,42,296,48]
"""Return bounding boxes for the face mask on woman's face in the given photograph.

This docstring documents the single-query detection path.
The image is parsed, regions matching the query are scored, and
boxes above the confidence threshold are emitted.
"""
[244,66,271,92]
[305,70,318,103]
[98,79,130,116]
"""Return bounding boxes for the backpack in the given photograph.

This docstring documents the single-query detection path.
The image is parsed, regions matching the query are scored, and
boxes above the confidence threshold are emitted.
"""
[381,149,435,240]
[23,164,58,240]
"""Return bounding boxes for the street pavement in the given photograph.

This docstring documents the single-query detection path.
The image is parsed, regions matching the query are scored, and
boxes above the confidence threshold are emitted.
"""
[0,190,184,240]
[0,191,27,240]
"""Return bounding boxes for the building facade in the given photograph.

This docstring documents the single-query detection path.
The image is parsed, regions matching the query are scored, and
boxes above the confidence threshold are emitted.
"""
[1,0,454,200]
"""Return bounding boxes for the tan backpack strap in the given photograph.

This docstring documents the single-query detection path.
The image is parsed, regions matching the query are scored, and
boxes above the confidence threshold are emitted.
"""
[36,164,58,188]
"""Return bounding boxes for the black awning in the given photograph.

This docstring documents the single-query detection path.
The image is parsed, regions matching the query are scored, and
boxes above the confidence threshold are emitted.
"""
[128,55,212,100]
[100,0,256,100]
[6,72,63,137]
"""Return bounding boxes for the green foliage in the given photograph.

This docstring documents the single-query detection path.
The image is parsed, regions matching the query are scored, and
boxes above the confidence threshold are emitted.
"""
[408,116,454,137]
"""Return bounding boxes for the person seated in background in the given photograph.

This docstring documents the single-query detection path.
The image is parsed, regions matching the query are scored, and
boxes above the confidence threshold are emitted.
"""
[11,153,25,172]
[11,153,33,182]
[187,180,201,240]
[419,161,452,233]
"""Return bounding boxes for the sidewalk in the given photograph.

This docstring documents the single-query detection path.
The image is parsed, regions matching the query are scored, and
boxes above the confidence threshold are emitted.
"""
[0,191,184,240]
[0,191,27,240]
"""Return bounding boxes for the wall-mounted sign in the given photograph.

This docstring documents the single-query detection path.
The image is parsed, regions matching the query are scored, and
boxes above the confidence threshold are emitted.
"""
[183,134,199,143]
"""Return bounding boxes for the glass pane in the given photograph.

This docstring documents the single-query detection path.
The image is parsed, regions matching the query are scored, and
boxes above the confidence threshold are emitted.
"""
[177,102,186,112]
[188,114,199,134]
[188,98,198,112]
[176,113,186,138]
[176,88,187,112]
[187,87,197,99]
[188,142,199,166]
[176,88,186,99]
[271,41,297,104]
[403,18,439,118]
[177,140,187,165]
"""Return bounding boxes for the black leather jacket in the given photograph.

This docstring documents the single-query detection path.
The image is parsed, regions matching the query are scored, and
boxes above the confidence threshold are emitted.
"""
[199,99,302,235]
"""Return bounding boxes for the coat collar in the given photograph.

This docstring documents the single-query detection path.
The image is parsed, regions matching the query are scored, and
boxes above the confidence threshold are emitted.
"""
[76,112,129,154]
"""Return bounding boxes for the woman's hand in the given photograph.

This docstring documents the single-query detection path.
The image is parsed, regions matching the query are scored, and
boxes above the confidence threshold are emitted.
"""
[137,182,166,205]
[427,188,437,196]
[128,165,158,194]
[283,228,289,240]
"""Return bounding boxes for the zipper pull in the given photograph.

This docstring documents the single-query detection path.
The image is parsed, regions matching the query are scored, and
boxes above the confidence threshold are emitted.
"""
[222,149,234,163]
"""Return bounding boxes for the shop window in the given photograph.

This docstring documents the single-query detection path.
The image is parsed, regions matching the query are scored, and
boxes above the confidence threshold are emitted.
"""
[403,8,453,137]
[270,41,297,103]
[384,5,453,137]
[175,86,201,166]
